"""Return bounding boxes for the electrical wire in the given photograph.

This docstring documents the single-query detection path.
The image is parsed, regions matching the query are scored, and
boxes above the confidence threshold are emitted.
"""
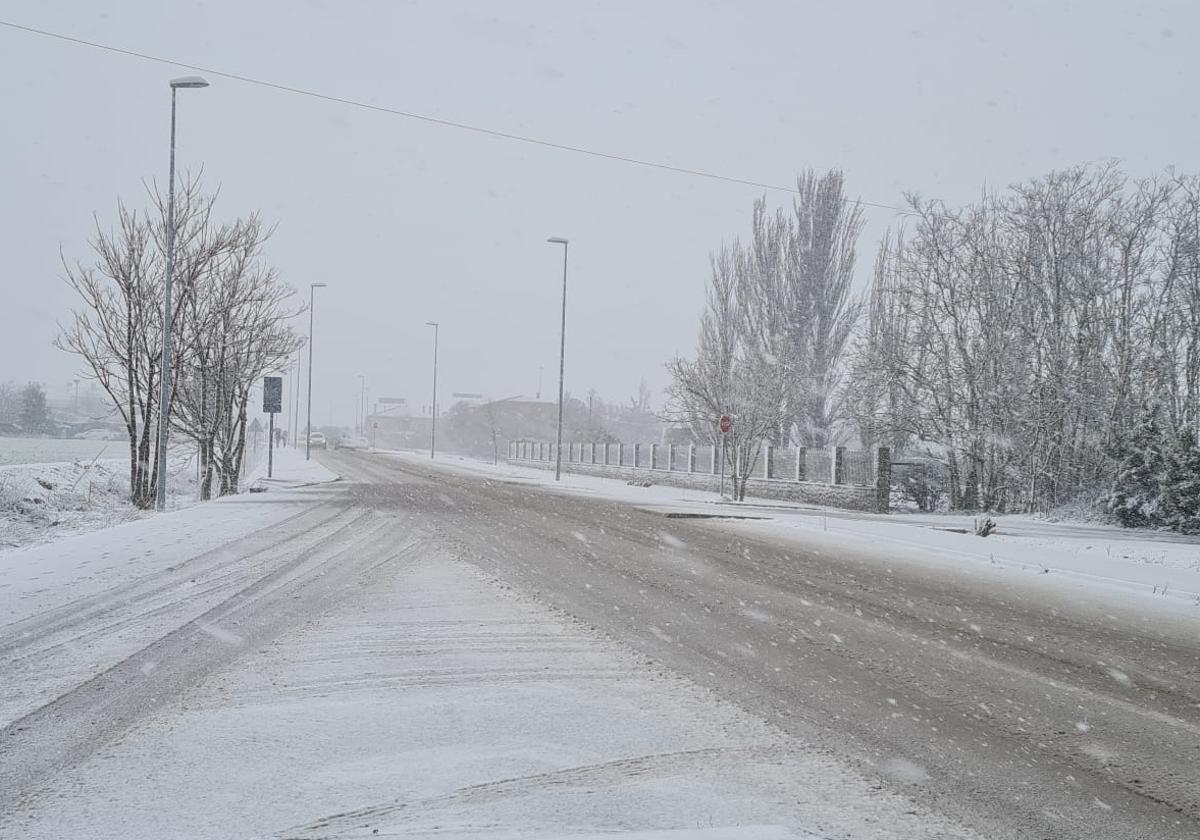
[0,18,917,215]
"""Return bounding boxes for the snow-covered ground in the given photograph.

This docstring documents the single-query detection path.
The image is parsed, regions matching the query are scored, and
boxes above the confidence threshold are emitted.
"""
[0,435,128,467]
[738,511,1200,611]
[5,448,1192,837]
[0,444,327,550]
[244,445,342,490]
[0,448,340,730]
[0,448,337,628]
[0,457,131,549]
[377,448,742,508]
[382,450,1200,610]
[7,548,984,839]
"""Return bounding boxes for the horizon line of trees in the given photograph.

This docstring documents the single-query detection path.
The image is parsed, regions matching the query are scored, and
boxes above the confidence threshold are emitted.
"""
[0,381,54,435]
[58,175,303,507]
[668,163,1200,527]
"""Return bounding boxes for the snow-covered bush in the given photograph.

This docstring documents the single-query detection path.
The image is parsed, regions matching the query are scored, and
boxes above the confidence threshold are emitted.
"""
[1161,427,1200,534]
[1104,404,1168,527]
[1104,403,1200,532]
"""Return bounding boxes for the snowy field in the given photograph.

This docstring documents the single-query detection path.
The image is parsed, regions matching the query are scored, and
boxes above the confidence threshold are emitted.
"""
[0,457,147,549]
[0,442,315,550]
[0,435,128,466]
[384,450,1200,610]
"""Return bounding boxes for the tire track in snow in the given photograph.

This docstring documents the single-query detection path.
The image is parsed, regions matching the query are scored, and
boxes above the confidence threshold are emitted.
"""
[0,506,421,809]
[281,746,787,839]
[0,504,364,728]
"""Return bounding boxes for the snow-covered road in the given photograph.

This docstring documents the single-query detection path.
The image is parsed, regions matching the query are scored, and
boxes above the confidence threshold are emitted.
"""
[1,448,1197,839]
[1,452,982,839]
[342,450,1200,840]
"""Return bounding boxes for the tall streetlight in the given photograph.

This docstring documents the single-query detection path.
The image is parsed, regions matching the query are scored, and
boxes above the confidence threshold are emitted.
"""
[305,282,327,460]
[356,374,366,435]
[155,75,209,512]
[547,237,569,481]
[426,321,439,459]
[291,346,302,447]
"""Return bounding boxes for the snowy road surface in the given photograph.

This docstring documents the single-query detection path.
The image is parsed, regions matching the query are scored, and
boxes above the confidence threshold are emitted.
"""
[0,450,1196,839]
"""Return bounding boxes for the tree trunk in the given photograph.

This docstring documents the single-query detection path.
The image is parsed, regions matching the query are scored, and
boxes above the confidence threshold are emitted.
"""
[133,394,156,509]
[126,418,141,508]
[947,448,963,510]
[199,439,214,501]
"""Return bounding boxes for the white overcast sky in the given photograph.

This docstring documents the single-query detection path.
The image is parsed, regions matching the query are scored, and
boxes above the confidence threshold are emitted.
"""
[2,0,1197,425]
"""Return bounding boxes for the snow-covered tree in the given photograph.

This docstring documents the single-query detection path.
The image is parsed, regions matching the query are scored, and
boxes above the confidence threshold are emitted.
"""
[170,212,302,498]
[19,382,51,434]
[666,246,789,500]
[1104,403,1168,528]
[1161,426,1200,534]
[58,176,295,506]
[845,163,1200,517]
[0,381,19,426]
[739,170,864,447]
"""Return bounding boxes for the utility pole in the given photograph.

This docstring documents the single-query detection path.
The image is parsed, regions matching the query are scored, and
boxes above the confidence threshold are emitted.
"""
[291,346,301,447]
[305,282,327,460]
[547,237,569,481]
[426,321,439,458]
[357,375,366,437]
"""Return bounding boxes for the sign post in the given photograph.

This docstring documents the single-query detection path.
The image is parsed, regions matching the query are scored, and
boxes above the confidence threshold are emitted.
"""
[263,376,283,478]
[719,414,731,500]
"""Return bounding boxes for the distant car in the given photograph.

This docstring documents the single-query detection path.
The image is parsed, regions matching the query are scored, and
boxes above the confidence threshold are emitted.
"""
[335,434,369,450]
[308,432,327,450]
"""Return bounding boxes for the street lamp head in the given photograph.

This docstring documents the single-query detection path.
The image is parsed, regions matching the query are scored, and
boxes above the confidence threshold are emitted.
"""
[426,321,439,327]
[170,76,210,89]
[311,282,327,289]
[547,237,568,245]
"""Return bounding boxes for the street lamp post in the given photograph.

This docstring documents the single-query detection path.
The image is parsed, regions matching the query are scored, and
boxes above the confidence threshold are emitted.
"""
[426,321,439,458]
[547,237,569,481]
[291,346,301,447]
[357,374,366,435]
[155,75,209,512]
[305,282,327,460]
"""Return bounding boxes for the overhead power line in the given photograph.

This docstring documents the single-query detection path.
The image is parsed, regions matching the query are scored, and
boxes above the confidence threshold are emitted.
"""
[0,18,915,216]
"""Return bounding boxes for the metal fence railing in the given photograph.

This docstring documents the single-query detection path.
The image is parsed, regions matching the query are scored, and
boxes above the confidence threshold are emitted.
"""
[842,449,875,486]
[804,449,831,482]
[671,445,690,472]
[766,447,796,480]
[511,440,883,489]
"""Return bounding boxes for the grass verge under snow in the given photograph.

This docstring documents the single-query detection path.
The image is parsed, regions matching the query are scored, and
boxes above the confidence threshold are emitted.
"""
[0,445,333,551]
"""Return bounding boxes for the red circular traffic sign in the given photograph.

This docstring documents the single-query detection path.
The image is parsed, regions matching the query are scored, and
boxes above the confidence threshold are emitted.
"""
[720,415,731,433]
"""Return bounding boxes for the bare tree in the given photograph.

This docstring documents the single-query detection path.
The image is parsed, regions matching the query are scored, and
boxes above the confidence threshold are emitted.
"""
[58,176,291,506]
[846,163,1200,514]
[58,194,165,507]
[171,214,302,497]
[1156,174,1200,433]
[666,247,788,500]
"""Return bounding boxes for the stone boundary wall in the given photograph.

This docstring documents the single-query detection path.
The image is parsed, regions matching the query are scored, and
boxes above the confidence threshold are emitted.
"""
[508,440,891,513]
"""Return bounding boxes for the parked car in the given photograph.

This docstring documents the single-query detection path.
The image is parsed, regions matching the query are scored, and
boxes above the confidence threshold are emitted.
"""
[308,431,327,450]
[334,434,369,450]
